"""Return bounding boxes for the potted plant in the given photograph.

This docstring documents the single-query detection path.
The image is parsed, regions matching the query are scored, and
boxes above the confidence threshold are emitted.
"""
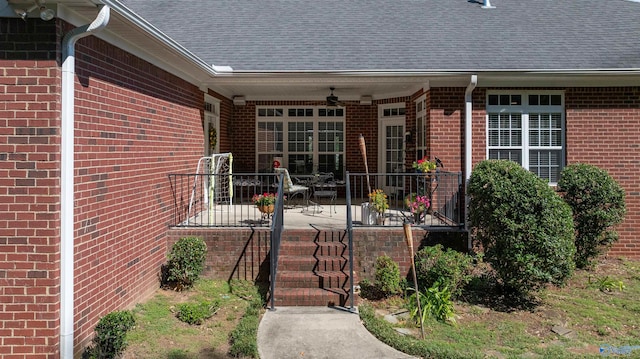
[405,193,430,223]
[412,156,437,173]
[368,189,389,224]
[252,192,277,214]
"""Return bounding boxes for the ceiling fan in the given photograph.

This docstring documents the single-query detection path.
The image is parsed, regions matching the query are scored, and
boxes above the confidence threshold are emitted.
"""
[326,87,346,107]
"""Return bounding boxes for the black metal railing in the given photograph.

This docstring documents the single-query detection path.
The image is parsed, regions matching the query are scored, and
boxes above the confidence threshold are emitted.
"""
[168,173,283,227]
[345,177,356,312]
[269,176,285,310]
[345,171,464,228]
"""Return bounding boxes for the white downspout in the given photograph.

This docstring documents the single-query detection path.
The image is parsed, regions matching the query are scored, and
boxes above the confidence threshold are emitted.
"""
[464,75,477,251]
[60,6,110,358]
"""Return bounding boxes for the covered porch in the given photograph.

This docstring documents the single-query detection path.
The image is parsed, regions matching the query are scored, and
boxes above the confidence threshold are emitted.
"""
[168,171,465,230]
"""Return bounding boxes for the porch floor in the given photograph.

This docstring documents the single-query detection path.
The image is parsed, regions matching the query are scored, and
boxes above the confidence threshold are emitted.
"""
[181,201,450,229]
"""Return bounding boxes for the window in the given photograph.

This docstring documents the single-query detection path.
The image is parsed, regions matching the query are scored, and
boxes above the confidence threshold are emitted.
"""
[256,107,345,179]
[486,92,564,183]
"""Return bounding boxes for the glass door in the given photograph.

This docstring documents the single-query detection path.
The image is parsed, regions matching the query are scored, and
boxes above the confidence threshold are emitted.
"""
[378,117,405,198]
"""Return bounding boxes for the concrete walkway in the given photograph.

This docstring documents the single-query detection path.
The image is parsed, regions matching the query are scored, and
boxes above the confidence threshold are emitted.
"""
[257,306,416,359]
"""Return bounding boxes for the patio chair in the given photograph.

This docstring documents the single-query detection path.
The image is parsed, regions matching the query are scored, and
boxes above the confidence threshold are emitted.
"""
[274,167,309,209]
[312,172,337,216]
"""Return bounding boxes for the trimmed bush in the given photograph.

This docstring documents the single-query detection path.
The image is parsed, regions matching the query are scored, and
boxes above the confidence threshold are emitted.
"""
[83,310,136,359]
[166,237,207,290]
[558,163,626,268]
[468,160,576,295]
[414,244,473,298]
[176,300,220,325]
[374,255,402,297]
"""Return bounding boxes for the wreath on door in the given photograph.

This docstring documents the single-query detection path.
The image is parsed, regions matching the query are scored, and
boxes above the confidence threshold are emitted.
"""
[208,126,217,153]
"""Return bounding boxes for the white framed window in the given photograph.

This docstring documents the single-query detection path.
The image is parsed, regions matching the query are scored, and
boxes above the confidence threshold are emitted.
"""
[256,107,345,179]
[486,92,565,184]
[415,95,427,160]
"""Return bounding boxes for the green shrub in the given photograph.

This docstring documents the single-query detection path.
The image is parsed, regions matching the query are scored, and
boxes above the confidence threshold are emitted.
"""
[374,255,402,297]
[166,237,207,290]
[83,310,136,359]
[407,281,456,324]
[468,160,576,295]
[414,244,473,298]
[176,300,220,325]
[558,163,626,269]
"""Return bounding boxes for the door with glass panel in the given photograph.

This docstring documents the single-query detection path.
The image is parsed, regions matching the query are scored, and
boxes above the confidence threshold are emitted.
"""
[378,117,406,199]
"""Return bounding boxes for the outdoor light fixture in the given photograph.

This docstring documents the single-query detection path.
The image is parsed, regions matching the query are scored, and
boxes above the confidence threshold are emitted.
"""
[11,0,56,21]
[38,1,55,21]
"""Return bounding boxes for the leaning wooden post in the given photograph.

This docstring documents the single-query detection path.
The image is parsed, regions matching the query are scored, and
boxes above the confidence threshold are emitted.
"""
[403,222,425,339]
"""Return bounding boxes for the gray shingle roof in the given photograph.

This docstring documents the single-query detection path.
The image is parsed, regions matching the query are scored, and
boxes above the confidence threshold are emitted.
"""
[119,0,640,71]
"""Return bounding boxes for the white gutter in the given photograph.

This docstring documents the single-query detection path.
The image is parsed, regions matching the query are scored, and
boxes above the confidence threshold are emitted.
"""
[60,5,110,358]
[464,75,477,250]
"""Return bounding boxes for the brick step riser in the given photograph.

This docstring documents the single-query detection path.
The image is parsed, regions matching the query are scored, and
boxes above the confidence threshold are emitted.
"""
[276,275,348,289]
[274,291,350,307]
[278,258,347,272]
[279,244,346,257]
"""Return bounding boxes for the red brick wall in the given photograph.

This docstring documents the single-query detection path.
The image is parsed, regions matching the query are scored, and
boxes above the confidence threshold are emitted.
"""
[1,17,217,356]
[565,87,640,257]
[70,28,209,354]
[230,103,257,172]
[167,228,272,282]
[166,227,466,288]
[428,86,639,257]
[346,103,379,173]
[427,87,487,173]
[1,19,61,358]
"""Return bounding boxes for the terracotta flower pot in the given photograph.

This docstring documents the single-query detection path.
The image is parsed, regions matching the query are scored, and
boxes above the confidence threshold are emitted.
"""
[257,204,275,214]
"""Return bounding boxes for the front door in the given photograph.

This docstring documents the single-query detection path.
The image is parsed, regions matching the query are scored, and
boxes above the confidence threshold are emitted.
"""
[378,104,406,198]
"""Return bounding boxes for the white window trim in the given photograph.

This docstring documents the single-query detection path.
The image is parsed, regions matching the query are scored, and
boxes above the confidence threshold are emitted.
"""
[485,91,565,184]
[377,103,407,178]
[414,94,427,160]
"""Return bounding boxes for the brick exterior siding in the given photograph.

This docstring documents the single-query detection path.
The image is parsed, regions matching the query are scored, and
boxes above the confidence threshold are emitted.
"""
[1,19,62,358]
[565,88,640,257]
[69,30,209,354]
[429,86,640,258]
[1,18,222,357]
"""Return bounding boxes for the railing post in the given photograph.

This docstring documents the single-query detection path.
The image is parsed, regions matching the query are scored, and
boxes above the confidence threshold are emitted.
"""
[269,174,284,311]
[345,171,355,312]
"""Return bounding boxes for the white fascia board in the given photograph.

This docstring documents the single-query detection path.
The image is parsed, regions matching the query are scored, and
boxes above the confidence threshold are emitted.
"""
[58,0,234,96]
[98,0,230,74]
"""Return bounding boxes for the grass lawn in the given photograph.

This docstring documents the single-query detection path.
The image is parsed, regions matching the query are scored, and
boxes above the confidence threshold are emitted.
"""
[361,257,640,358]
[123,279,263,359]
[120,258,639,358]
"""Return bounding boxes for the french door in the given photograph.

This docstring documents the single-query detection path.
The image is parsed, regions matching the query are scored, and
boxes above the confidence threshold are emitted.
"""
[378,117,405,197]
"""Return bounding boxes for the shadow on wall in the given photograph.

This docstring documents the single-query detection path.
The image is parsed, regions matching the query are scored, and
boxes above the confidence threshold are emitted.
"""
[418,231,468,253]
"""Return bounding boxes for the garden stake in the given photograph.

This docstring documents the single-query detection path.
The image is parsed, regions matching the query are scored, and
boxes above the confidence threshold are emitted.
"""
[358,134,372,195]
[403,222,425,339]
